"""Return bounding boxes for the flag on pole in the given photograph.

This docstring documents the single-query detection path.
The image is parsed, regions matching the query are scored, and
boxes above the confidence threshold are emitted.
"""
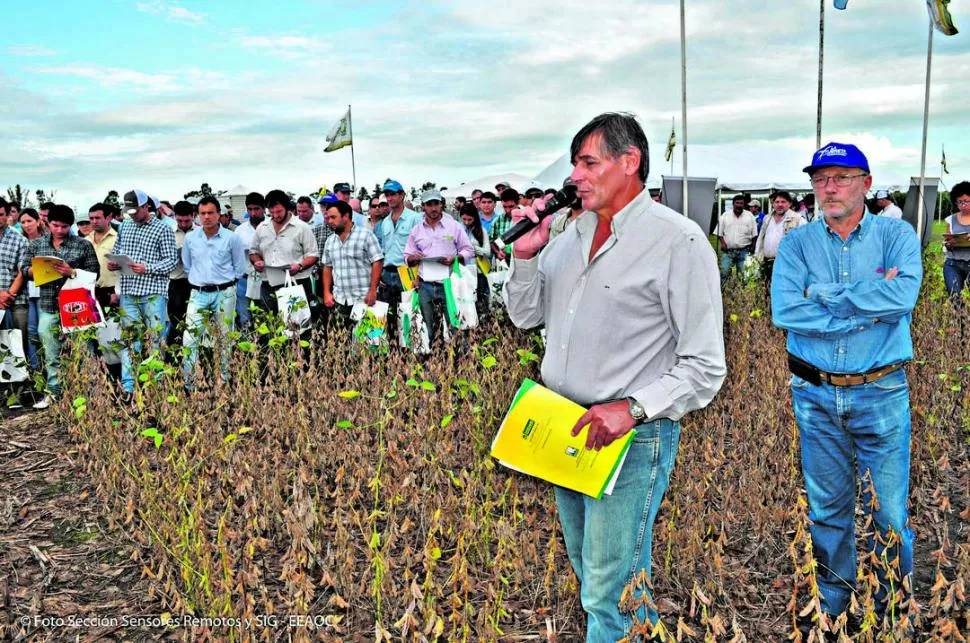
[664,125,676,163]
[834,0,848,9]
[324,108,352,153]
[927,0,959,35]
[942,146,950,174]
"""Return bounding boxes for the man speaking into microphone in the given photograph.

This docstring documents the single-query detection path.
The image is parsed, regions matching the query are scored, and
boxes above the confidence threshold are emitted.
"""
[504,113,726,640]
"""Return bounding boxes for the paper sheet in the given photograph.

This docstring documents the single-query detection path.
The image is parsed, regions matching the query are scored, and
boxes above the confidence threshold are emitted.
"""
[105,254,138,276]
[419,259,450,283]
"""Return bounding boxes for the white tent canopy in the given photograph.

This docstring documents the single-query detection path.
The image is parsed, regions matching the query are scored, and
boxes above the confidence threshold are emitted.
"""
[441,173,539,199]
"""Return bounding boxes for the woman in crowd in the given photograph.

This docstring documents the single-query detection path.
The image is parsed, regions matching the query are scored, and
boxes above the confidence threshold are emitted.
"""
[18,208,45,370]
[459,203,491,320]
[943,181,970,297]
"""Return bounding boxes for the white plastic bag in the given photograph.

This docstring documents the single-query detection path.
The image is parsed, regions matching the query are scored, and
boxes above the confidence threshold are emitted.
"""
[96,320,123,365]
[487,267,509,306]
[0,329,28,384]
[399,289,430,354]
[444,259,478,329]
[275,271,311,338]
[351,301,389,353]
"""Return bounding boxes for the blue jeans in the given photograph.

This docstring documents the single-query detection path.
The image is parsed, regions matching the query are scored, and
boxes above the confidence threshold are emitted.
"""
[119,294,168,393]
[37,312,62,395]
[792,369,914,615]
[235,277,251,328]
[943,257,970,297]
[27,298,40,370]
[418,281,446,345]
[719,248,749,280]
[555,418,681,641]
[182,287,236,387]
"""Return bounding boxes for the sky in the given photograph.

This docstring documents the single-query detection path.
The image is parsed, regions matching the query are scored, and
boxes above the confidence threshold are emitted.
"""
[2,0,969,210]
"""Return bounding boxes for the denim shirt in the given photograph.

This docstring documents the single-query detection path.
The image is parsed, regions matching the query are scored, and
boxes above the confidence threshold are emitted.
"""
[771,213,922,374]
[376,208,421,267]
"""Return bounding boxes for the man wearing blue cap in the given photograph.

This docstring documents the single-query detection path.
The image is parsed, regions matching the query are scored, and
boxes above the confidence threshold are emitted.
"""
[772,142,922,624]
[375,179,421,342]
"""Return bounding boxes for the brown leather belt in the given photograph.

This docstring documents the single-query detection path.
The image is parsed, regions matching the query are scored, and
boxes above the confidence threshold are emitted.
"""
[788,352,907,387]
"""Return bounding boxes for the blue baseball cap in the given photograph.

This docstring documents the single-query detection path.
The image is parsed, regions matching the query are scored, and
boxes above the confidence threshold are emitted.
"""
[803,142,870,174]
[318,192,338,204]
[382,180,404,193]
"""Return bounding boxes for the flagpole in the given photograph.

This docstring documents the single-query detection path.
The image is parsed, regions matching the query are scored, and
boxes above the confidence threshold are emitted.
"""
[679,0,689,217]
[938,145,945,221]
[347,104,357,192]
[670,116,675,176]
[816,0,824,148]
[917,21,933,238]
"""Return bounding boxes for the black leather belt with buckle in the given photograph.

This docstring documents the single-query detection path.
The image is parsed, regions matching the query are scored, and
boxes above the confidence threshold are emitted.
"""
[192,280,236,293]
[787,353,906,387]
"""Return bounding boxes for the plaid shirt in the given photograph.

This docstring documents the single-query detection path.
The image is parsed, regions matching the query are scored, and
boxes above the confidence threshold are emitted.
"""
[22,234,100,313]
[322,225,383,305]
[112,217,178,296]
[312,223,333,263]
[489,212,513,246]
[0,226,28,306]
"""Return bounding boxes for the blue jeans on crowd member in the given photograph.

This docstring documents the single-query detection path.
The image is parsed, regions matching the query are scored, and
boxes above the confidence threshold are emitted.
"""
[554,418,681,641]
[719,248,749,281]
[37,312,63,395]
[27,298,40,370]
[182,287,236,388]
[943,257,970,297]
[792,369,914,616]
[235,277,251,328]
[119,294,168,393]
[418,281,447,345]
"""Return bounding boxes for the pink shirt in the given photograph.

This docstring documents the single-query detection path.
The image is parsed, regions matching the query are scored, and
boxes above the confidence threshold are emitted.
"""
[404,215,475,266]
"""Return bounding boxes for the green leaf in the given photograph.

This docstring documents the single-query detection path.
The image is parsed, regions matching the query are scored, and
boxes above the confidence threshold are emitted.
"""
[440,414,454,428]
[299,340,310,347]
[338,390,361,399]
[369,531,381,549]
[336,420,353,429]
[141,428,159,438]
[482,338,498,346]
[406,378,419,387]
[153,434,162,449]
[238,426,252,434]
[430,547,442,560]
[385,389,398,400]
[224,433,238,444]
[481,355,497,369]
[237,341,255,353]
[729,314,738,323]
[256,323,270,335]
[420,381,436,391]
[72,396,87,408]
[167,394,177,403]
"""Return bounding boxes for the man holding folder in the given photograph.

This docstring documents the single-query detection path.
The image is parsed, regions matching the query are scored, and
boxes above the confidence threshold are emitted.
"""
[504,113,725,640]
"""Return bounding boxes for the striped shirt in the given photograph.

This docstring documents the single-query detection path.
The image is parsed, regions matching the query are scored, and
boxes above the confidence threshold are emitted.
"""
[22,233,101,313]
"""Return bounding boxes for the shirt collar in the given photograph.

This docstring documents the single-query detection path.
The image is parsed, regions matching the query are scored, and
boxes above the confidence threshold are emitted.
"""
[822,211,870,240]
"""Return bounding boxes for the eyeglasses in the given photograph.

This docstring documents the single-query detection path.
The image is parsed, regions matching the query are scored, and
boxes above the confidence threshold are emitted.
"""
[810,173,867,188]
[956,199,970,207]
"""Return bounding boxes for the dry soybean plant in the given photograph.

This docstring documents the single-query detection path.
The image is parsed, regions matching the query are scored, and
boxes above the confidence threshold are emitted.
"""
[49,261,970,641]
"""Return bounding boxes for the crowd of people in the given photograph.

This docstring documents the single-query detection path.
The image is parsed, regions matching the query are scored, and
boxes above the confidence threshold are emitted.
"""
[0,179,585,409]
[0,110,960,638]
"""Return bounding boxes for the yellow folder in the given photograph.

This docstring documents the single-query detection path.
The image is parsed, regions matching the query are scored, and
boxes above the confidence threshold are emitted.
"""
[31,256,69,287]
[397,265,418,291]
[490,379,636,499]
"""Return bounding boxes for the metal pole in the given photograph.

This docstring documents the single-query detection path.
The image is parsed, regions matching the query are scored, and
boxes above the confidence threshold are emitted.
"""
[917,22,933,238]
[816,0,824,148]
[670,116,675,177]
[348,104,357,191]
[680,0,689,217]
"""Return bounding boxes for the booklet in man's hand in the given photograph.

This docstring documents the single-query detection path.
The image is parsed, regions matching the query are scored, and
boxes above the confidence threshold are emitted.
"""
[490,379,636,499]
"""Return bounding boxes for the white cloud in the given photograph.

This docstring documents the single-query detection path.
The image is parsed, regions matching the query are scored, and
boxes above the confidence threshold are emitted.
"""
[239,35,329,60]
[136,1,205,25]
[7,45,58,57]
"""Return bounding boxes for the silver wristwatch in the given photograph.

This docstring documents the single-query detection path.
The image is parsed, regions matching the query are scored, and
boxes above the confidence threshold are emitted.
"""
[627,397,647,422]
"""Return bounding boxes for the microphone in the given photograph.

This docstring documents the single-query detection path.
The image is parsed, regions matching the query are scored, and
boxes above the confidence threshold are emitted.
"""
[499,184,578,246]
